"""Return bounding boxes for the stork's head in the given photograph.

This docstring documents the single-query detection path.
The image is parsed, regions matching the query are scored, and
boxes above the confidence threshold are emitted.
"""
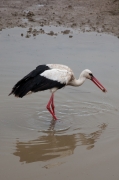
[82,69,107,92]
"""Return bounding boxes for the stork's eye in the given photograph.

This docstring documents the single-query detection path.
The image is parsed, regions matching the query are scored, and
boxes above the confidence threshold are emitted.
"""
[89,73,93,77]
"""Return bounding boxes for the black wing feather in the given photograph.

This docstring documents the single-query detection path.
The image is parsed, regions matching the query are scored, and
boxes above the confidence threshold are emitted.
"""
[9,65,50,97]
[9,65,65,98]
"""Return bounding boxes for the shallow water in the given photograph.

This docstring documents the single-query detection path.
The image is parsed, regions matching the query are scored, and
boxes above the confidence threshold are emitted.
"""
[0,27,119,179]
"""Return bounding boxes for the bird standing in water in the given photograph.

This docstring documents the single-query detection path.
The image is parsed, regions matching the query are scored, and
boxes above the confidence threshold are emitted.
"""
[9,64,107,120]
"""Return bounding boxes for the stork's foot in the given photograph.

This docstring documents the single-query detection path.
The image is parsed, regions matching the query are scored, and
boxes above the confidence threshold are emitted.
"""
[53,115,58,120]
[46,106,58,120]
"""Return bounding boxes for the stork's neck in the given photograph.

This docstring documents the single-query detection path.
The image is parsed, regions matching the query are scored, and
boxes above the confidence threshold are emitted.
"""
[69,73,86,86]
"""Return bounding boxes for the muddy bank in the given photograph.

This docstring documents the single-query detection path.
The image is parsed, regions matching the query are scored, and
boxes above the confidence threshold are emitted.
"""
[0,0,119,37]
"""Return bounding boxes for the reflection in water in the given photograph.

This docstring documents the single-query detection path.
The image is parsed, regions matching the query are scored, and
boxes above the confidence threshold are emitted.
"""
[78,123,107,150]
[13,123,107,163]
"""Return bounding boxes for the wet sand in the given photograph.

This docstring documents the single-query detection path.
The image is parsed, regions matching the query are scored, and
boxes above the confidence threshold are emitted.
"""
[0,26,119,179]
[0,0,119,37]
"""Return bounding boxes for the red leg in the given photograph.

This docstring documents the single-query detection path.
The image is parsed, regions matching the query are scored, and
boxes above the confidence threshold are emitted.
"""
[46,94,57,120]
[51,93,55,114]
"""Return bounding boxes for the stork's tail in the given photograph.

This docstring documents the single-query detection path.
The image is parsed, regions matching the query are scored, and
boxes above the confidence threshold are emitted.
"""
[8,78,34,98]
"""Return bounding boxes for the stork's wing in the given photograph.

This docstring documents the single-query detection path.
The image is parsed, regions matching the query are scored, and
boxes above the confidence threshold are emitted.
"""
[9,65,50,97]
[9,67,72,98]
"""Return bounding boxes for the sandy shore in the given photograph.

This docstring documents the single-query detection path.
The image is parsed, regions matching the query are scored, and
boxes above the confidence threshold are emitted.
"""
[0,0,119,37]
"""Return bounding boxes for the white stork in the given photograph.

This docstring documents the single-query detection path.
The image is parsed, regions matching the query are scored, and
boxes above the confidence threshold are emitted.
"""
[9,64,107,120]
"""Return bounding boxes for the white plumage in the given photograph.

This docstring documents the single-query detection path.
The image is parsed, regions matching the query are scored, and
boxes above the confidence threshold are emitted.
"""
[41,69,73,84]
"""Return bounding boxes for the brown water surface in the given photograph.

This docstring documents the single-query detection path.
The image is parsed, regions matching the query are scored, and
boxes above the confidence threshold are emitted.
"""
[0,27,119,180]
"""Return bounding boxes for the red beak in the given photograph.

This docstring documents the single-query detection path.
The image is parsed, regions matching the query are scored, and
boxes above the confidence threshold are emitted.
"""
[91,76,107,92]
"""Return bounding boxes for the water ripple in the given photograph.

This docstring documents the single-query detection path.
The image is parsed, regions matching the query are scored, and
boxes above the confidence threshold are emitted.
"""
[0,100,114,134]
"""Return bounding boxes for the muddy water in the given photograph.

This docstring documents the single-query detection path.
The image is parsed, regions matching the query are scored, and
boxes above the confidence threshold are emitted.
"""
[0,27,119,180]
